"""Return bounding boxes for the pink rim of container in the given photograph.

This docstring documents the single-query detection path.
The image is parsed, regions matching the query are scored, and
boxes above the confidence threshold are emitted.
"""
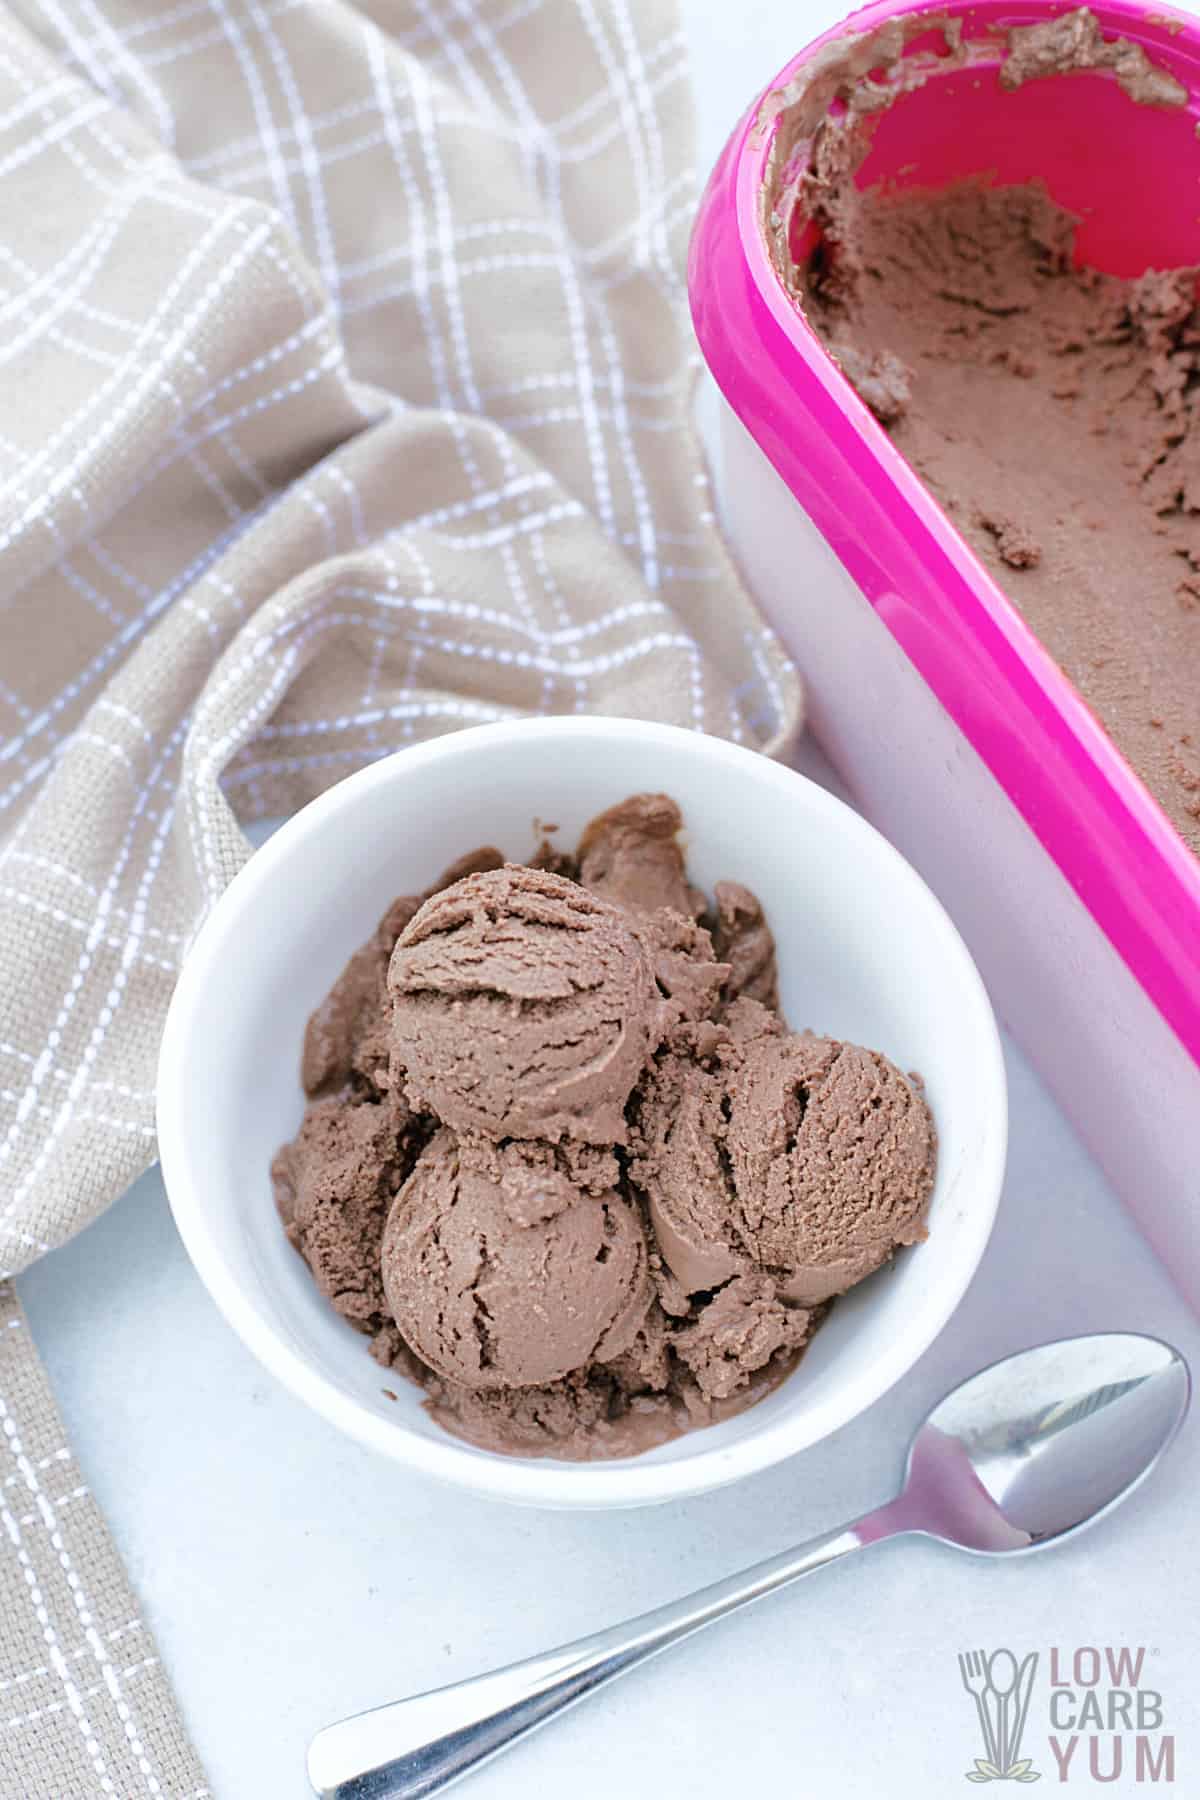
[689,0,1200,1070]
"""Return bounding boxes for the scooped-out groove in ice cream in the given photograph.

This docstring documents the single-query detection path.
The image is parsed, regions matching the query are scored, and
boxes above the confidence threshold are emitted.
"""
[761,6,1200,855]
[273,794,938,1459]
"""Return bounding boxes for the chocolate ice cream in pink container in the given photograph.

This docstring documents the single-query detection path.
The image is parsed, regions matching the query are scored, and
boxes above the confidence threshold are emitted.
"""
[690,0,1200,1300]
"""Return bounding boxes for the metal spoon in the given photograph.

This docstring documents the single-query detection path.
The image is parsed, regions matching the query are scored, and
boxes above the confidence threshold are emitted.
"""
[308,1332,1189,1800]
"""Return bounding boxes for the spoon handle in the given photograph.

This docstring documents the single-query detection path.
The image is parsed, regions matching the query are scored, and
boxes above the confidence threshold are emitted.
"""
[308,1518,880,1799]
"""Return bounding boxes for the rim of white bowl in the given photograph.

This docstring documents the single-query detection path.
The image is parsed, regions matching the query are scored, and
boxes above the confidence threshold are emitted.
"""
[158,717,1007,1509]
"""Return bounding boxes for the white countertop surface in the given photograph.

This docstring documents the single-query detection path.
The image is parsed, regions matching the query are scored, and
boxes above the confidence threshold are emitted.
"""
[18,5,1200,1797]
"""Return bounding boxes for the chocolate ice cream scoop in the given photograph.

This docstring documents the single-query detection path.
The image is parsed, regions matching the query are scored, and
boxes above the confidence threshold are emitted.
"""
[577,793,703,918]
[272,1091,424,1338]
[381,1131,651,1390]
[633,1012,934,1307]
[726,1035,936,1305]
[634,1056,741,1296]
[302,851,506,1101]
[671,1274,811,1402]
[388,864,661,1145]
[301,894,422,1101]
[634,906,729,1033]
[710,880,779,1011]
[630,1004,781,1296]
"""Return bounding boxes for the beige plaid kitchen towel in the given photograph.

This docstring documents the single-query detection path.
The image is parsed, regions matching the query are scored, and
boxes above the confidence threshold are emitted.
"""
[0,0,800,1791]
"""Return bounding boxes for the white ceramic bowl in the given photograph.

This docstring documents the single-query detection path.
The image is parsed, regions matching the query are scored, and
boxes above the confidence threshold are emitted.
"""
[158,717,1006,1508]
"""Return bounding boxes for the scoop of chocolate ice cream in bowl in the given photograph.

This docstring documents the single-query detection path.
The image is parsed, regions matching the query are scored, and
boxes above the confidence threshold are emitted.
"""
[158,717,1005,1508]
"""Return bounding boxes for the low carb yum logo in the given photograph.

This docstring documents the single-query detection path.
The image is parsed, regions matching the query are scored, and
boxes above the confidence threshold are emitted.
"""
[957,1646,1176,1785]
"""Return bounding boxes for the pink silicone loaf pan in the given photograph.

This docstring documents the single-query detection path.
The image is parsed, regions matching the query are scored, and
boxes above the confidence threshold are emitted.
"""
[689,0,1200,1301]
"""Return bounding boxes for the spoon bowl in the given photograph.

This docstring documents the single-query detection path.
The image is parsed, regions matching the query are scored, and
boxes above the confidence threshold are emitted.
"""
[896,1331,1190,1555]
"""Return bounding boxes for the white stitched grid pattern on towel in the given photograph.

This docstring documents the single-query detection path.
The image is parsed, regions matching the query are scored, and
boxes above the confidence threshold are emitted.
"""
[0,1282,209,1797]
[0,1,800,1790]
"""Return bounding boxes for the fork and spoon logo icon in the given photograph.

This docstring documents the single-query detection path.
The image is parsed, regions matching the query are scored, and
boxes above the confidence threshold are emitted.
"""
[958,1648,1041,1782]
